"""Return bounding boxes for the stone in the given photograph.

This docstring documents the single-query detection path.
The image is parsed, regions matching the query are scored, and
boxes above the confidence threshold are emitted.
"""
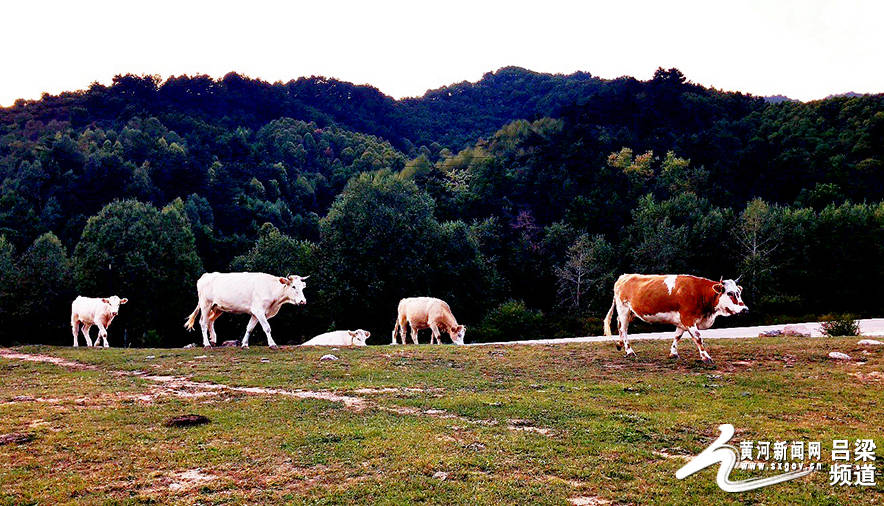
[857,339,883,346]
[828,351,851,360]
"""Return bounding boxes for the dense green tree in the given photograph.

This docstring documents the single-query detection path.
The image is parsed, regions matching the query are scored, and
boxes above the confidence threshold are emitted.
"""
[14,233,74,344]
[319,170,444,333]
[72,200,203,346]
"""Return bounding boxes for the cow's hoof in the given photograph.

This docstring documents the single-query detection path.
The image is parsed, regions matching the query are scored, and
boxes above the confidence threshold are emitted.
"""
[615,343,622,351]
[669,353,680,360]
[625,351,636,359]
[701,357,714,364]
[269,345,279,350]
[241,345,249,349]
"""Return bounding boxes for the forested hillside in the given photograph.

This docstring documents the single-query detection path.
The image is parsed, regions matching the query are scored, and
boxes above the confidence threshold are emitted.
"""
[1,67,882,346]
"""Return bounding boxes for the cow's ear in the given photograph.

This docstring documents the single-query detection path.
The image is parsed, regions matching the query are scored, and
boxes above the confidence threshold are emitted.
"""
[101,298,110,304]
[120,298,128,304]
[364,331,371,337]
[713,283,724,294]
[737,285,743,293]
[278,277,290,285]
[349,330,357,337]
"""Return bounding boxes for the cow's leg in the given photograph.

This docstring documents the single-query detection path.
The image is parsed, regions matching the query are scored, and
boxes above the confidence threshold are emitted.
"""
[95,323,109,348]
[686,326,713,363]
[669,328,686,359]
[617,305,636,357]
[253,311,277,349]
[82,324,94,347]
[400,320,409,344]
[392,317,405,345]
[429,323,441,345]
[207,311,220,346]
[207,307,221,346]
[408,321,420,345]
[72,320,80,347]
[199,303,212,347]
[241,315,259,348]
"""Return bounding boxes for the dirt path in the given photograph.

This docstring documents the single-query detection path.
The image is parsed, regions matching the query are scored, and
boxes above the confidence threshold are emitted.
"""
[0,348,553,436]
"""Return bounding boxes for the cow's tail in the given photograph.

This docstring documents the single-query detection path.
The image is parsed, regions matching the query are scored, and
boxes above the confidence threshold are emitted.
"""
[184,305,200,331]
[603,299,616,337]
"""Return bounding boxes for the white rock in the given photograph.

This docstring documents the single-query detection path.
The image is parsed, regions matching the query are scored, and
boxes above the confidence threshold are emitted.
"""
[828,352,851,360]
[194,355,208,359]
[857,339,883,346]
[320,354,339,361]
[433,471,448,480]
[145,355,156,359]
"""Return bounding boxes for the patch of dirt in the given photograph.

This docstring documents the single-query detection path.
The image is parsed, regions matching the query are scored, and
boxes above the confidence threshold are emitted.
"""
[570,496,611,506]
[507,418,554,436]
[652,449,690,460]
[2,395,63,404]
[168,468,216,491]
[0,349,97,370]
[850,371,884,383]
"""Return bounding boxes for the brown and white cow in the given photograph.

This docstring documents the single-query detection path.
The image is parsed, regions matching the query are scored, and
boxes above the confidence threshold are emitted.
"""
[603,274,748,362]
[184,272,308,349]
[71,295,128,348]
[392,297,466,345]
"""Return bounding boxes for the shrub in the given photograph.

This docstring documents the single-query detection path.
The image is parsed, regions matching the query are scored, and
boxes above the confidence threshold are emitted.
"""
[474,300,543,343]
[820,314,861,337]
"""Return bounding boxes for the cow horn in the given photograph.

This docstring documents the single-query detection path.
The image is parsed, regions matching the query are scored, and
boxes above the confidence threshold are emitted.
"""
[735,274,742,283]
[301,275,310,280]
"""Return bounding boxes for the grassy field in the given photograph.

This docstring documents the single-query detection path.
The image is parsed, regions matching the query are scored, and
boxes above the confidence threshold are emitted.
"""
[1,337,882,505]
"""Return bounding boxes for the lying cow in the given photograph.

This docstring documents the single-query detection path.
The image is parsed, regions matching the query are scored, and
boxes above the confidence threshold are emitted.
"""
[302,329,370,347]
[603,274,748,362]
[392,297,465,345]
[71,295,128,348]
[184,272,308,349]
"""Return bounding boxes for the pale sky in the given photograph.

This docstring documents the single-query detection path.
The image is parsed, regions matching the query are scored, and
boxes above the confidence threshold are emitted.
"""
[2,0,883,106]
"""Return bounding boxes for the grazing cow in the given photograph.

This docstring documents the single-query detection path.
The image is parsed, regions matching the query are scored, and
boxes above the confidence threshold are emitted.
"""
[70,296,128,348]
[604,274,748,362]
[184,272,308,349]
[392,297,466,345]
[302,329,370,347]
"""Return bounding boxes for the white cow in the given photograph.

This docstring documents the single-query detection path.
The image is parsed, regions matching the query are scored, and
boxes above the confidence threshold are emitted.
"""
[184,272,308,348]
[70,295,128,348]
[302,329,370,346]
[392,297,466,345]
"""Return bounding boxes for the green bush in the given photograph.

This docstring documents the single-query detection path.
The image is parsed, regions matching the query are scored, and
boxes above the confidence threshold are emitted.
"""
[473,300,544,343]
[820,314,861,337]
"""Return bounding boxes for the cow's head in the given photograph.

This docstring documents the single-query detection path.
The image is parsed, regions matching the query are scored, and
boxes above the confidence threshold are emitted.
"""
[712,278,747,316]
[451,325,466,345]
[101,296,128,317]
[348,329,370,346]
[279,274,308,305]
